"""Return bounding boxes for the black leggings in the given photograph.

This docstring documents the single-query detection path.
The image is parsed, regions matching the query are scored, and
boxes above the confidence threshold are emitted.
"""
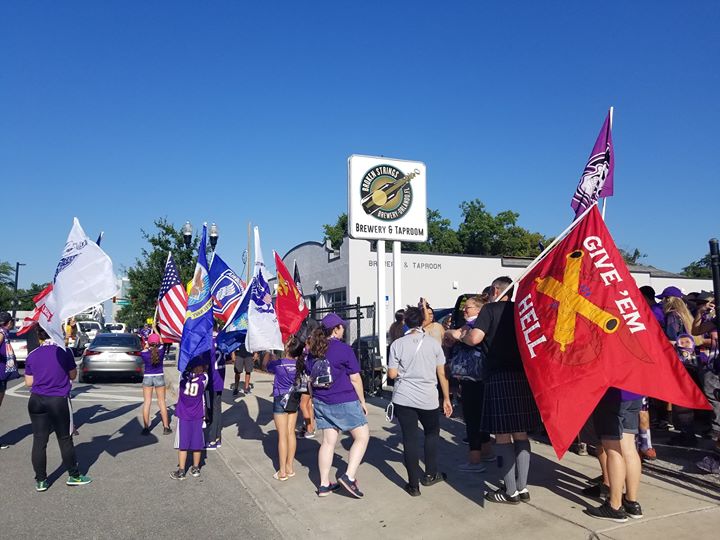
[394,404,440,488]
[460,380,491,451]
[28,394,79,481]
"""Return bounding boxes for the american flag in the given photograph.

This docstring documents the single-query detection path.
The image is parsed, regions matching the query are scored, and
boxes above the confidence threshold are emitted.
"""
[156,253,188,342]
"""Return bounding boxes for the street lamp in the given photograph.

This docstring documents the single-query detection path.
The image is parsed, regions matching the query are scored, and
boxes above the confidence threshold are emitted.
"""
[209,223,219,251]
[182,221,193,249]
[12,262,26,319]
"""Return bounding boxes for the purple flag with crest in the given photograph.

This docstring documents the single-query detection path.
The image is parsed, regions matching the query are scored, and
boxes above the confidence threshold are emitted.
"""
[571,111,614,218]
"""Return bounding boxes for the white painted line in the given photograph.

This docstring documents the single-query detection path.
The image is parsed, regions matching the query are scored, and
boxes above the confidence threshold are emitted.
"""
[5,381,144,403]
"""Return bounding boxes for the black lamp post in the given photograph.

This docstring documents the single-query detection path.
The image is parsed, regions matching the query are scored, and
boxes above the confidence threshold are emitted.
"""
[12,262,26,319]
[209,223,219,251]
[182,221,193,249]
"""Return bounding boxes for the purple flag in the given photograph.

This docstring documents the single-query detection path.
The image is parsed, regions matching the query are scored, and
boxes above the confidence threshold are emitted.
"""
[571,111,614,218]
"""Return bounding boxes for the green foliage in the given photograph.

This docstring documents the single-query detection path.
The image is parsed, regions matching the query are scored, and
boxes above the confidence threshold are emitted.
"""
[457,199,548,257]
[116,218,199,329]
[682,254,712,278]
[323,213,348,250]
[0,261,49,313]
[619,248,647,265]
[402,209,462,254]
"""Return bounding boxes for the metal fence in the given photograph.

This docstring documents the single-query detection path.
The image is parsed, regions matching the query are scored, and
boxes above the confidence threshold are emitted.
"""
[311,297,382,396]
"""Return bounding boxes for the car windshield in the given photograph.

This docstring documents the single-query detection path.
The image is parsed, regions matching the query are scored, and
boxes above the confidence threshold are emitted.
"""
[91,335,141,349]
[78,322,101,332]
[105,324,123,331]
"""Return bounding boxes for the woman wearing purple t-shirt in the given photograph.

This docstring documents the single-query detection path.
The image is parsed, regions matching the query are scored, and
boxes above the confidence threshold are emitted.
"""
[24,326,91,491]
[265,336,304,481]
[307,313,369,499]
[140,333,171,436]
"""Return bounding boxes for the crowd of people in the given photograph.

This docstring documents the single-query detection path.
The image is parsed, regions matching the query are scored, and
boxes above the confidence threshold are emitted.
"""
[0,276,718,520]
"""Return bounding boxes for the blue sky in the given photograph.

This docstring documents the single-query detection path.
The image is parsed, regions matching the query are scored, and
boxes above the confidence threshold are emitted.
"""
[2,1,719,288]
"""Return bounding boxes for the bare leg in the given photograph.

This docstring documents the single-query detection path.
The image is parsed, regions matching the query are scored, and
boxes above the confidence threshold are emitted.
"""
[620,433,641,502]
[602,438,625,510]
[244,372,251,392]
[286,412,298,474]
[178,450,187,470]
[192,451,201,468]
[274,413,288,478]
[346,424,370,479]
[142,385,153,428]
[318,428,339,486]
[156,386,170,428]
[300,394,315,433]
[597,446,609,485]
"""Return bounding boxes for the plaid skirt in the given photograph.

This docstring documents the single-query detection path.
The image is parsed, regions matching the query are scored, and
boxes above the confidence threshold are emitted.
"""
[481,371,541,434]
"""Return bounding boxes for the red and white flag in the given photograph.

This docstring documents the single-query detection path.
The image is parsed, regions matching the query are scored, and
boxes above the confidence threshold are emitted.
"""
[514,205,709,458]
[274,251,308,342]
[156,253,188,343]
[16,284,54,336]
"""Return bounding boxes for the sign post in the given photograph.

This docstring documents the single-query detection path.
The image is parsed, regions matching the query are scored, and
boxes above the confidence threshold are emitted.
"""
[348,155,427,374]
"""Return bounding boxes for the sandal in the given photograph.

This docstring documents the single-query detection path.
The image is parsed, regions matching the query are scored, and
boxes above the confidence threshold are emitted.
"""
[287,471,296,478]
[273,471,288,481]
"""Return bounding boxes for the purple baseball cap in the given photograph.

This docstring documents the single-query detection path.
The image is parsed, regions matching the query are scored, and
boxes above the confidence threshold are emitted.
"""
[321,313,347,330]
[656,286,684,299]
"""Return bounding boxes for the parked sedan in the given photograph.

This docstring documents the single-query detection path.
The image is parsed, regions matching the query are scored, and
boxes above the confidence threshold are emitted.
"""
[79,333,143,383]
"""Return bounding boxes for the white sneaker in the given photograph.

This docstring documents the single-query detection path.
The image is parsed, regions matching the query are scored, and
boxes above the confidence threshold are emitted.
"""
[458,462,486,473]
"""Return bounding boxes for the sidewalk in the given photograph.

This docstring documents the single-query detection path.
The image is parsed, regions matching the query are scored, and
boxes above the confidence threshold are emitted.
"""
[197,371,720,539]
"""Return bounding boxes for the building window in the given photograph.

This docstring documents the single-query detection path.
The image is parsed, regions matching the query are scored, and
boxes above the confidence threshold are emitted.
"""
[325,288,347,309]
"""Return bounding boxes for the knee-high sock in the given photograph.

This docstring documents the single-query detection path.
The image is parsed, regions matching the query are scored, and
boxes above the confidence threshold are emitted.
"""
[514,439,531,491]
[495,443,517,495]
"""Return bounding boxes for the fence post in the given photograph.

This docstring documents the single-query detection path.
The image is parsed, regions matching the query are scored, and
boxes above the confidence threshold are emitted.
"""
[310,295,317,319]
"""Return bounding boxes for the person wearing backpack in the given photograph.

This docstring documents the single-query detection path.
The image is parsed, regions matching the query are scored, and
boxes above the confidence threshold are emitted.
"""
[306,313,369,498]
[388,307,453,497]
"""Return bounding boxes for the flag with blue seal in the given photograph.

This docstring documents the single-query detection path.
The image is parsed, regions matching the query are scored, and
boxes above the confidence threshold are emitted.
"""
[178,224,214,372]
[209,253,245,326]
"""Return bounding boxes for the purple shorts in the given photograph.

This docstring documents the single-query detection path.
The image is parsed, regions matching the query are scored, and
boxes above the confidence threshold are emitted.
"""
[174,418,205,450]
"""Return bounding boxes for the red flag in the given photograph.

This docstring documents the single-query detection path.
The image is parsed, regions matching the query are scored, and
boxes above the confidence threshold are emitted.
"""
[514,206,709,458]
[17,284,54,336]
[273,251,308,342]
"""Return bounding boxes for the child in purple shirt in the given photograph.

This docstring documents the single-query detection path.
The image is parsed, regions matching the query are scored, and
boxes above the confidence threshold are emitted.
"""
[171,366,207,481]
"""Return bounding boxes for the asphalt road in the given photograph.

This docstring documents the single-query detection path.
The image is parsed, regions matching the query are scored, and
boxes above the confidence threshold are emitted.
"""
[0,377,280,540]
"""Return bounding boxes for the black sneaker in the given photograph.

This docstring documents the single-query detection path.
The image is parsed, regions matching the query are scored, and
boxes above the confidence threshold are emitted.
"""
[404,483,421,497]
[517,488,530,502]
[420,472,446,486]
[170,469,186,481]
[190,466,201,478]
[581,482,609,498]
[141,427,150,436]
[587,474,603,485]
[338,473,364,498]
[586,500,628,522]
[232,389,239,396]
[622,497,643,519]
[484,488,520,505]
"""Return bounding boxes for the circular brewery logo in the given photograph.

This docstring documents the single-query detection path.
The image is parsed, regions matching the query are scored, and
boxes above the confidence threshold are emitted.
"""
[360,164,416,221]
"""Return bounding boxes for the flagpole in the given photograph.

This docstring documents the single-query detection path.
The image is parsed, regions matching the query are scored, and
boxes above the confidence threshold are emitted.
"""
[153,251,171,335]
[497,203,598,300]
[601,106,614,221]
[247,221,252,285]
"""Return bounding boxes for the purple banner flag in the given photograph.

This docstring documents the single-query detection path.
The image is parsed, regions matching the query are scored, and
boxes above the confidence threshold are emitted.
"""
[571,111,614,218]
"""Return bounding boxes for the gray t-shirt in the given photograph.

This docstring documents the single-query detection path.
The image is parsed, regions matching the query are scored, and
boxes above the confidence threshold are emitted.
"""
[389,331,446,410]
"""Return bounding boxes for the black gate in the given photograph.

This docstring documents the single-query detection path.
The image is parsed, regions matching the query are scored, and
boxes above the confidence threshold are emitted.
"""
[311,297,382,396]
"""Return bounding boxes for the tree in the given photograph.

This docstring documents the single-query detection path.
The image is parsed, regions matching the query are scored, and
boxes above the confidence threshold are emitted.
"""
[116,218,200,329]
[619,248,647,265]
[0,262,13,311]
[457,199,549,257]
[14,282,51,310]
[323,213,348,250]
[682,254,712,278]
[402,209,462,254]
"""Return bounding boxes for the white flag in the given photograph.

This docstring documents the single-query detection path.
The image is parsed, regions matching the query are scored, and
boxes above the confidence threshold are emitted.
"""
[39,218,118,347]
[246,226,283,352]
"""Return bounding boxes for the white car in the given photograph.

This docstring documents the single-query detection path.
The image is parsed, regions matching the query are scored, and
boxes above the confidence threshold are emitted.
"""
[77,321,103,342]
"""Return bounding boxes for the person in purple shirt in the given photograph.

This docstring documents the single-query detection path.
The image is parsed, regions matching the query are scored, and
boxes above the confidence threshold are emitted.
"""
[205,332,225,450]
[265,336,304,481]
[171,366,208,480]
[24,326,91,491]
[306,313,368,499]
[0,311,17,450]
[140,333,171,436]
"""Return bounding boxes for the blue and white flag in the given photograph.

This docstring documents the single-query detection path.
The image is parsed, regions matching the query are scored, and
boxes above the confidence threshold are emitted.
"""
[39,218,117,347]
[216,286,251,354]
[246,226,284,352]
[178,225,214,372]
[209,253,245,327]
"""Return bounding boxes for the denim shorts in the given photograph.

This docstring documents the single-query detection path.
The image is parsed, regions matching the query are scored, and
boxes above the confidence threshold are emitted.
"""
[313,398,367,432]
[142,375,166,387]
[593,395,642,440]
